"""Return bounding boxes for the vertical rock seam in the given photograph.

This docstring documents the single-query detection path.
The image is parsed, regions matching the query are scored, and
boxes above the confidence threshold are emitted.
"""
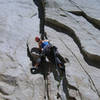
[33,0,48,39]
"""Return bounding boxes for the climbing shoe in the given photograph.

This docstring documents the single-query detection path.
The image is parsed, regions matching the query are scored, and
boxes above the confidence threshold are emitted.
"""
[30,67,38,74]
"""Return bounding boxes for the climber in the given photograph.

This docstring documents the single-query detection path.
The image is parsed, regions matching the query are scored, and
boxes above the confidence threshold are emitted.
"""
[31,36,65,72]
[33,0,47,40]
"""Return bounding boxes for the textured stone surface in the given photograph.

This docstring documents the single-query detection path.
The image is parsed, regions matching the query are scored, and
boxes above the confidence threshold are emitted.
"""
[0,0,100,100]
[45,0,100,100]
[0,0,45,100]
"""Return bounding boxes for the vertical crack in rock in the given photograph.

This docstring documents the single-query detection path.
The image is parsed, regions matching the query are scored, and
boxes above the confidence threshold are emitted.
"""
[45,18,100,98]
[33,0,48,39]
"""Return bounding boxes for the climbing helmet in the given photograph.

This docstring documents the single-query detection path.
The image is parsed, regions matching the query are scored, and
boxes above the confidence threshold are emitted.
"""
[35,36,40,42]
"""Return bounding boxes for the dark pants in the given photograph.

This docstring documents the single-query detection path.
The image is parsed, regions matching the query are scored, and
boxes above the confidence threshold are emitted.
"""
[36,45,62,66]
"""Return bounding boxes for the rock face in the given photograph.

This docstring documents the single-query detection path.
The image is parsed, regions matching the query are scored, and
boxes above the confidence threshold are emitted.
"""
[0,0,100,100]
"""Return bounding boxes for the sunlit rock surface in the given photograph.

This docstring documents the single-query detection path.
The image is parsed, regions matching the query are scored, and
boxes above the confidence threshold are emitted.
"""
[0,0,100,100]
